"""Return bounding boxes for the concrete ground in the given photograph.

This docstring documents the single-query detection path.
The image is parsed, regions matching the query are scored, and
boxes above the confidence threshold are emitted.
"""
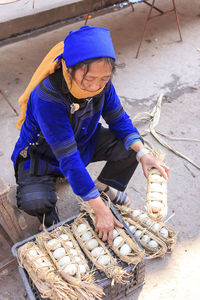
[0,0,200,299]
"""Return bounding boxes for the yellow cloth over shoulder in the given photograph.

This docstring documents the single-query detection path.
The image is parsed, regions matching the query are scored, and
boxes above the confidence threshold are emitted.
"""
[16,42,105,130]
[16,42,64,130]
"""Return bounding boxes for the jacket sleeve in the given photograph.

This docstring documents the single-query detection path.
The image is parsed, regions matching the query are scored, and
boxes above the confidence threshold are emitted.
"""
[102,81,142,150]
[33,94,100,201]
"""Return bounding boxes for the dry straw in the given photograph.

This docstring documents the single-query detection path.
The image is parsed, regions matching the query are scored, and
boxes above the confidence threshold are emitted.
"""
[147,166,168,222]
[79,197,145,265]
[132,93,200,170]
[122,216,167,258]
[72,216,130,285]
[116,205,177,252]
[36,228,104,300]
[17,241,77,300]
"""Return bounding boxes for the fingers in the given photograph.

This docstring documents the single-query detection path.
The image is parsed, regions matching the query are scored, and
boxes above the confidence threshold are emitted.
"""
[97,228,113,246]
[143,166,148,179]
[98,230,103,240]
[157,164,169,180]
[114,217,123,228]
[108,230,113,247]
[163,164,170,177]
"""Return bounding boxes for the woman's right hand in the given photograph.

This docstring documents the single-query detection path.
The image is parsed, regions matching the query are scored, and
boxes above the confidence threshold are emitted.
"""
[88,196,123,246]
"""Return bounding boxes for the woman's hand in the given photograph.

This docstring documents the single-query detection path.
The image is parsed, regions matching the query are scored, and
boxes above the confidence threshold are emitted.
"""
[140,153,169,179]
[130,141,169,180]
[88,197,123,246]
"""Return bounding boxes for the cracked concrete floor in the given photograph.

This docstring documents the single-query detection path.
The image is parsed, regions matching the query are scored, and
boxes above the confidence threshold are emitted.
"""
[0,0,200,299]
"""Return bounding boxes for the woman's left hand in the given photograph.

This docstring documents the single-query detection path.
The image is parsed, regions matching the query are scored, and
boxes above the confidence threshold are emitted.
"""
[140,153,169,179]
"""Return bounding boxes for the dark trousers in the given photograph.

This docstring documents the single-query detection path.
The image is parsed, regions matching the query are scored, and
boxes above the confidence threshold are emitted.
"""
[16,127,138,227]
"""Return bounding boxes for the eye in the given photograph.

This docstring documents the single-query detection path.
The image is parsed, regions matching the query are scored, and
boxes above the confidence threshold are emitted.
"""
[101,77,110,82]
[84,78,93,82]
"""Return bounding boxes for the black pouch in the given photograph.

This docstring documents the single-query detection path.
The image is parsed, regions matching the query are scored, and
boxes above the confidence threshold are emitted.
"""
[29,135,58,176]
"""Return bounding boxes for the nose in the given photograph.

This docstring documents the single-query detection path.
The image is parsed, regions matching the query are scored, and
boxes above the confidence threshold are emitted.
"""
[88,84,101,92]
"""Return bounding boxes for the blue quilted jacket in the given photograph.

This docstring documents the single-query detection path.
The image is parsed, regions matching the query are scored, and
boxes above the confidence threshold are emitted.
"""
[12,69,142,201]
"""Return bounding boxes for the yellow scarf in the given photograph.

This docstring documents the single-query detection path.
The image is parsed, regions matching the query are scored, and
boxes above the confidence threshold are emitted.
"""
[16,42,104,130]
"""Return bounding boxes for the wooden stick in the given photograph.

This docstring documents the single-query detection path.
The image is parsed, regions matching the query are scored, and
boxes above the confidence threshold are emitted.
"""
[0,257,16,273]
[0,89,19,116]
[0,223,13,246]
[0,199,23,243]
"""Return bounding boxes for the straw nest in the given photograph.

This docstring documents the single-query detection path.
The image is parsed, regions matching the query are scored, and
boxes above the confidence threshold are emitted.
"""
[36,228,104,300]
[71,216,130,285]
[17,241,78,300]
[147,167,168,221]
[79,199,145,265]
[116,205,177,252]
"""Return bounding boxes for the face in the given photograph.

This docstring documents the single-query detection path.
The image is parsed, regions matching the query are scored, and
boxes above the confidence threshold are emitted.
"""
[71,60,112,92]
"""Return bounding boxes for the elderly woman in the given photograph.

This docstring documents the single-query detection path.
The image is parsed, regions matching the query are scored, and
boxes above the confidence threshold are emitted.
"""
[12,25,168,245]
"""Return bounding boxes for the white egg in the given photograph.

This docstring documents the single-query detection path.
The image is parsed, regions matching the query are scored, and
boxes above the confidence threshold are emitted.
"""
[91,247,105,258]
[29,249,38,257]
[85,238,98,251]
[70,249,78,256]
[132,210,140,218]
[151,174,162,181]
[113,236,123,247]
[148,240,158,248]
[152,223,160,232]
[145,218,154,227]
[81,231,92,242]
[74,256,81,263]
[149,193,162,201]
[77,223,87,233]
[150,193,167,201]
[160,227,169,238]
[139,213,147,221]
[119,243,132,255]
[58,256,71,267]
[134,230,142,238]
[60,234,69,241]
[63,264,77,276]
[150,183,163,192]
[151,201,164,209]
[79,264,86,274]
[129,225,135,233]
[141,235,150,244]
[36,258,48,267]
[97,255,111,265]
[36,258,43,264]
[41,261,48,267]
[113,229,118,237]
[65,241,73,248]
[53,247,66,259]
[47,239,61,250]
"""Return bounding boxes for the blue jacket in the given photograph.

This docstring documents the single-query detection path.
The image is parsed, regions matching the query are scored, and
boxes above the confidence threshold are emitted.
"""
[12,69,142,201]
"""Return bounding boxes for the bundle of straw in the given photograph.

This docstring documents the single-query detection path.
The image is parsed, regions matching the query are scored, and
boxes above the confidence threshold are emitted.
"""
[116,205,177,252]
[72,216,130,285]
[79,197,145,265]
[17,241,77,300]
[36,229,104,300]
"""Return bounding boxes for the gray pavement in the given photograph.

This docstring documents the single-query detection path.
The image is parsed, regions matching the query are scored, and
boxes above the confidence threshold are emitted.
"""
[0,0,200,299]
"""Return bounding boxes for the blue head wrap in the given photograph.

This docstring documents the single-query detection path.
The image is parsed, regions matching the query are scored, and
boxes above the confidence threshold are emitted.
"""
[61,25,116,67]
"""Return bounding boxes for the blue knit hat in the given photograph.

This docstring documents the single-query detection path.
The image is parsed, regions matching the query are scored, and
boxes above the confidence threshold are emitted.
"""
[62,26,116,67]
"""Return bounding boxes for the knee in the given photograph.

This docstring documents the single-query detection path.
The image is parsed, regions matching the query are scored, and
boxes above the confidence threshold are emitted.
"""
[17,188,57,216]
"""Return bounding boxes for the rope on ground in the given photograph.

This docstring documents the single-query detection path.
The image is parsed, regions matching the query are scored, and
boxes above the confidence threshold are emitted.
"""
[132,94,200,170]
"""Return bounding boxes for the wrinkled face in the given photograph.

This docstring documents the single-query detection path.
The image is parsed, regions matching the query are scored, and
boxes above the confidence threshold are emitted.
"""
[72,60,112,92]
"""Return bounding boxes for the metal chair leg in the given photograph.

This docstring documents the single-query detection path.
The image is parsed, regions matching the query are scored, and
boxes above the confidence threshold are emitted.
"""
[172,0,183,41]
[136,0,182,58]
[136,0,156,58]
[128,0,135,11]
